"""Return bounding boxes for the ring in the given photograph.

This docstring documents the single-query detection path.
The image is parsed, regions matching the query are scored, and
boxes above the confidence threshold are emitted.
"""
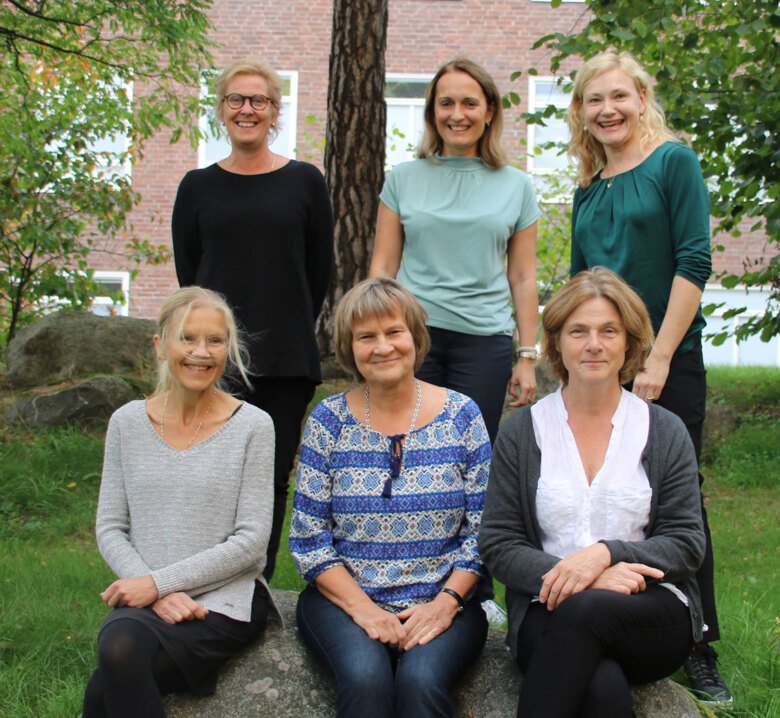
[647,395,655,402]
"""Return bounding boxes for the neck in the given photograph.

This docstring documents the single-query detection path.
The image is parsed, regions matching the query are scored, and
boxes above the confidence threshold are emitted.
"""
[222,145,275,174]
[365,376,417,408]
[602,140,653,176]
[562,380,622,417]
[165,384,215,422]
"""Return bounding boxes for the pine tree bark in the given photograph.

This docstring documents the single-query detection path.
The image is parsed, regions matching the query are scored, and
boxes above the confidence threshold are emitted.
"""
[318,0,388,355]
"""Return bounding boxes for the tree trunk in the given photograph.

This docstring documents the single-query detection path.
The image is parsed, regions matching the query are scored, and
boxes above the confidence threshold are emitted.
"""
[318,0,388,356]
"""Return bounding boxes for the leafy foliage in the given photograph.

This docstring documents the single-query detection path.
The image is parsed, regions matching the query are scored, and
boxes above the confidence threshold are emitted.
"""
[0,0,215,345]
[516,0,780,340]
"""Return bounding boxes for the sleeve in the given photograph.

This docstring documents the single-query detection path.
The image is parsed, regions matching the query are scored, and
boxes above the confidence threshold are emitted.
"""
[477,411,560,595]
[599,411,705,582]
[149,413,276,596]
[512,172,542,233]
[303,165,335,319]
[95,413,154,579]
[289,403,344,582]
[171,171,202,287]
[665,146,712,289]
[450,401,491,576]
[570,187,587,277]
[378,166,400,213]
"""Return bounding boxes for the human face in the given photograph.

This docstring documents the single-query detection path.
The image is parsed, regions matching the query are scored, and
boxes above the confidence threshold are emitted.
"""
[558,297,627,388]
[220,73,277,151]
[155,307,229,393]
[351,308,416,387]
[581,69,646,154]
[433,70,494,157]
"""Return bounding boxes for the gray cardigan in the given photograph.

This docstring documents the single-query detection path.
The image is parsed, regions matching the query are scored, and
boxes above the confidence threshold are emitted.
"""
[96,400,275,622]
[478,402,706,658]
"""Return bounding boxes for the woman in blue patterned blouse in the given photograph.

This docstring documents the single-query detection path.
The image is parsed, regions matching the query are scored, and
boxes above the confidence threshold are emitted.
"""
[290,277,490,718]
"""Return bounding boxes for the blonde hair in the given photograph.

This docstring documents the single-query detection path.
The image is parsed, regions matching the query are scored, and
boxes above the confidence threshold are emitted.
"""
[542,267,654,385]
[215,58,282,141]
[567,52,679,188]
[417,58,507,169]
[155,286,251,394]
[333,278,430,381]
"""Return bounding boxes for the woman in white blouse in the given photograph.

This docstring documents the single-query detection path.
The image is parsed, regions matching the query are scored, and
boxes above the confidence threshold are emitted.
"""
[478,267,706,718]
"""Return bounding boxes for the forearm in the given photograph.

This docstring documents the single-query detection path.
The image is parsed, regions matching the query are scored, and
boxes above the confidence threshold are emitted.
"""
[314,565,376,617]
[652,276,703,360]
[369,202,403,277]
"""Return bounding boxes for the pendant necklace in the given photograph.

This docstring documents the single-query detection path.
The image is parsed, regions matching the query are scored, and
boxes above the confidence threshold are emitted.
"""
[159,389,215,449]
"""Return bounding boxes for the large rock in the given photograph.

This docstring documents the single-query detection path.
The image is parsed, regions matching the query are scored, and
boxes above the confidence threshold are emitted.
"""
[7,311,156,388]
[6,375,140,426]
[166,590,702,718]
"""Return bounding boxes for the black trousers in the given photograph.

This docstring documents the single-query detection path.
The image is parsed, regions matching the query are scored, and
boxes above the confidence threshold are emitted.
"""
[240,376,316,582]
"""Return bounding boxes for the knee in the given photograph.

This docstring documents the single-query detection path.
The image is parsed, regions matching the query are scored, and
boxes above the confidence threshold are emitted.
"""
[96,620,150,677]
[553,589,611,629]
[583,659,633,718]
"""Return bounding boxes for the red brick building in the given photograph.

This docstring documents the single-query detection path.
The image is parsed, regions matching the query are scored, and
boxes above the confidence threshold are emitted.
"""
[90,0,775,364]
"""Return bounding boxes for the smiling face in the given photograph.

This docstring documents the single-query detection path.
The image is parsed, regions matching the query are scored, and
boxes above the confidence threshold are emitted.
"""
[155,306,229,393]
[219,73,278,151]
[558,297,627,389]
[351,307,416,387]
[582,68,646,155]
[433,70,494,158]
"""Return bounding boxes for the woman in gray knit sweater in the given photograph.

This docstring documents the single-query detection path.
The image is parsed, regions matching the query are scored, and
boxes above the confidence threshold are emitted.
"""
[82,287,276,718]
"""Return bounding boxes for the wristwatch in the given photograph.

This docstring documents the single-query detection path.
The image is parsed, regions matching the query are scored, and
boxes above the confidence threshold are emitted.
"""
[517,346,538,361]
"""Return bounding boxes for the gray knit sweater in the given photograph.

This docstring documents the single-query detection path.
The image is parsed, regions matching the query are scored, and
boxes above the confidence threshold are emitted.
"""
[96,400,275,622]
[478,403,706,658]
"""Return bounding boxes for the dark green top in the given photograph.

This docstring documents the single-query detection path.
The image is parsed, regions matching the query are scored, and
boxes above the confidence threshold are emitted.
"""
[571,142,712,356]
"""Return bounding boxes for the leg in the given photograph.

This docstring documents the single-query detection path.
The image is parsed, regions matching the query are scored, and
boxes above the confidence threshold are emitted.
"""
[515,587,692,718]
[242,377,316,581]
[82,618,187,718]
[394,599,488,718]
[296,585,395,718]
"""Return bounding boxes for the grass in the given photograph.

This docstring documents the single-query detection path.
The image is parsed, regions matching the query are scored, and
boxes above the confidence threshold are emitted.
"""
[0,368,777,717]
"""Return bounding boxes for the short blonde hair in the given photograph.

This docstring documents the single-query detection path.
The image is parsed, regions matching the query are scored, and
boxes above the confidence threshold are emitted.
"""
[568,52,679,188]
[215,58,283,141]
[155,286,251,394]
[418,58,507,169]
[542,267,654,385]
[334,278,430,381]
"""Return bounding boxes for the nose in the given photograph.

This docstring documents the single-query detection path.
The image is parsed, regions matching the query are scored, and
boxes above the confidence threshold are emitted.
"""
[585,330,603,352]
[189,338,211,356]
[373,335,393,354]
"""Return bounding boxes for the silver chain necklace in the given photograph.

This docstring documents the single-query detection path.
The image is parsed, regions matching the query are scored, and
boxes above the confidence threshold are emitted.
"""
[364,379,422,432]
[159,389,215,449]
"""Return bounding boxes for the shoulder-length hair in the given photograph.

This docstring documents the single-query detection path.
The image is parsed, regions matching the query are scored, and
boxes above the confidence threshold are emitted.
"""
[154,286,251,394]
[417,58,507,169]
[541,267,654,385]
[567,51,679,189]
[334,278,430,381]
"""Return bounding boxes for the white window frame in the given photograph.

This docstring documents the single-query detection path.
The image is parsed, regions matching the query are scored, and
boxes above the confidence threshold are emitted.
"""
[385,73,432,169]
[527,76,571,176]
[198,71,299,168]
[91,271,130,317]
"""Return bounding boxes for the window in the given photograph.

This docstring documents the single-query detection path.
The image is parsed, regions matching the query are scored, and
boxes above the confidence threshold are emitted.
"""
[199,72,299,167]
[90,271,130,317]
[385,75,431,168]
[527,78,571,175]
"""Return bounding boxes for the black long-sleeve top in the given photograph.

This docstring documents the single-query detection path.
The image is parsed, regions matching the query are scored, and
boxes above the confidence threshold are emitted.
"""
[172,161,334,382]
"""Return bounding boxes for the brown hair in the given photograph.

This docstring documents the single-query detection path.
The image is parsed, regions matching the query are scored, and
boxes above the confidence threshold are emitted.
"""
[541,267,654,384]
[334,278,430,381]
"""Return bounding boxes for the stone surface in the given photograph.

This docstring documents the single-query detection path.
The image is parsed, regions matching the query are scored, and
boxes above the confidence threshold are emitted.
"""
[7,375,139,427]
[703,401,739,448]
[166,590,702,718]
[7,311,156,388]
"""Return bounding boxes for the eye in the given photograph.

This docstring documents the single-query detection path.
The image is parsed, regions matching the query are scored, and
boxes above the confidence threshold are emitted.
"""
[208,336,226,346]
[181,334,195,344]
[569,328,585,336]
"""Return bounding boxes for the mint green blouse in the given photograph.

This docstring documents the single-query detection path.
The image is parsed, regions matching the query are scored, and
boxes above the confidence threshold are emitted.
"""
[571,142,712,356]
[380,155,540,336]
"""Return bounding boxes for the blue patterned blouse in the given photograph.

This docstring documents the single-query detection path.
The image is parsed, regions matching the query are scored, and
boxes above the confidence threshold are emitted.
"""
[290,390,491,612]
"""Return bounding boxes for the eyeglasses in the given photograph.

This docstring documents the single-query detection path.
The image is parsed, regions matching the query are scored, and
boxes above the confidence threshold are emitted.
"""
[223,93,272,111]
[382,434,405,499]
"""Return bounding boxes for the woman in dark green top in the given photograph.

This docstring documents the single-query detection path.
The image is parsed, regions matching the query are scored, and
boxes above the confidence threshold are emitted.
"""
[567,51,731,706]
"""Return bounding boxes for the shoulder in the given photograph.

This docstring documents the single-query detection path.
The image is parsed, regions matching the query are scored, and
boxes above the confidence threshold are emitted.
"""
[494,164,534,186]
[235,402,275,434]
[109,400,146,427]
[307,392,351,432]
[284,159,326,183]
[654,141,701,173]
[648,402,690,445]
[497,403,536,442]
[445,390,483,422]
[177,165,220,190]
[386,158,434,181]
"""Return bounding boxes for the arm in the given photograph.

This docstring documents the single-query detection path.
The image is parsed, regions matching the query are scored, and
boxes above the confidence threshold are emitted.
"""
[369,201,404,278]
[304,167,335,318]
[506,223,539,406]
[570,188,587,277]
[171,172,201,287]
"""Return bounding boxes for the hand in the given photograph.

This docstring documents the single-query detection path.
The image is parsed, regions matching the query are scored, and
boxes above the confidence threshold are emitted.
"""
[397,594,458,650]
[350,601,407,647]
[508,359,537,407]
[152,592,209,624]
[100,575,159,608]
[590,563,665,595]
[632,351,670,403]
[539,543,611,611]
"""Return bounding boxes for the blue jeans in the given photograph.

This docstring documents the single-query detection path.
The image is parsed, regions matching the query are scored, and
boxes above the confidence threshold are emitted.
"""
[296,584,488,718]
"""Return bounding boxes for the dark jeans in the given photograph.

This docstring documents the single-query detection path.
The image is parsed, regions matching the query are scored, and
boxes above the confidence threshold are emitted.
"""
[240,376,316,582]
[628,345,719,642]
[515,587,693,718]
[296,584,488,718]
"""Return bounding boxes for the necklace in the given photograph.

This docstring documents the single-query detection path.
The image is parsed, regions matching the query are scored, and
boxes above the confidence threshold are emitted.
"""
[159,389,215,449]
[606,176,613,189]
[364,379,422,432]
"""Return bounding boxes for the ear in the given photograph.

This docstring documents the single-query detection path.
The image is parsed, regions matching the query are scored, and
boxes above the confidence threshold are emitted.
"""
[486,102,495,126]
[639,87,647,114]
[153,334,165,360]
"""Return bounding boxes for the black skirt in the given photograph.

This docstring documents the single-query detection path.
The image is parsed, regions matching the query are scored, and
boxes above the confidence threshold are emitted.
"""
[99,581,270,695]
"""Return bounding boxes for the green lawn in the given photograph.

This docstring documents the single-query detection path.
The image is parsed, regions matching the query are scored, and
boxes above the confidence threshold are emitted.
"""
[0,367,777,717]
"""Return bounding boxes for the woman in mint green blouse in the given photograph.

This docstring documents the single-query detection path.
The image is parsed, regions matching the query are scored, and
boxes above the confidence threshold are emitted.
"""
[567,51,731,706]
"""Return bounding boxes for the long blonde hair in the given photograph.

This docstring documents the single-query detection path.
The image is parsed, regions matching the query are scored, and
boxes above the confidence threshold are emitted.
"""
[567,52,679,188]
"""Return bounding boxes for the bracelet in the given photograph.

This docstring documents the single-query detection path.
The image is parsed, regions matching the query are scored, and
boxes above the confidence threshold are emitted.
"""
[440,587,465,613]
[517,346,538,361]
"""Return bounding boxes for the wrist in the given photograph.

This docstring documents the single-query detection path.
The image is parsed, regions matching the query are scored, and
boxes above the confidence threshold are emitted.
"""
[439,587,465,614]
